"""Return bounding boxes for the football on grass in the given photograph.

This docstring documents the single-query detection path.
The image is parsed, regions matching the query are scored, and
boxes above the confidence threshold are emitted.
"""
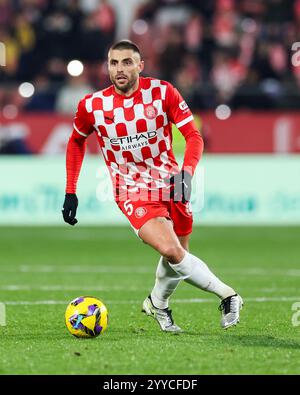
[65,296,108,338]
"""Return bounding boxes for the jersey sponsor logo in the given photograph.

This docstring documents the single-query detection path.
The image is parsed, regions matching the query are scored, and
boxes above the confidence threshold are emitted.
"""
[144,104,158,120]
[109,131,157,150]
[179,100,188,111]
[135,206,147,218]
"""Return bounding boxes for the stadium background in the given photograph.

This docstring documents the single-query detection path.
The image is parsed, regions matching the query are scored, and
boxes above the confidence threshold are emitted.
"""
[0,0,300,375]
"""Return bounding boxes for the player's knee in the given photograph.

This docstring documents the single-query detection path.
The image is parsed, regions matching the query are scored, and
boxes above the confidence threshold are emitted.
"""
[160,244,184,264]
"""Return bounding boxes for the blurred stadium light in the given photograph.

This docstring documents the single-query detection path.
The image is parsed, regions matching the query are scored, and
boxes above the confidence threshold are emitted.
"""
[67,60,84,77]
[18,82,35,98]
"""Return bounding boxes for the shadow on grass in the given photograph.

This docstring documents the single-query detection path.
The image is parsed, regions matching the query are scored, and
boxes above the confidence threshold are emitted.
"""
[221,334,300,350]
[182,330,300,350]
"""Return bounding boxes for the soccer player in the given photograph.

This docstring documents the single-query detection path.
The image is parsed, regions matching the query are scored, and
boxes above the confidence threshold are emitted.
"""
[62,40,243,333]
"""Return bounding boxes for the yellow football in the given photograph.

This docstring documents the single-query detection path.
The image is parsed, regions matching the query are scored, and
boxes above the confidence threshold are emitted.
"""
[65,296,108,338]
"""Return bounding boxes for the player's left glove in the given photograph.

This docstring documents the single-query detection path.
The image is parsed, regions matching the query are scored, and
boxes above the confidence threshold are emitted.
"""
[169,170,192,203]
[62,193,78,226]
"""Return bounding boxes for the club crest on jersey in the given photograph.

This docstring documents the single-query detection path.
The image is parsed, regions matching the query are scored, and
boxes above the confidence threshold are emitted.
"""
[135,207,147,218]
[144,105,158,120]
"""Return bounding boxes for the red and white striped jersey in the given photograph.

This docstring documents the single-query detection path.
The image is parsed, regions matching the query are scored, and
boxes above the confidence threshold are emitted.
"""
[72,77,197,195]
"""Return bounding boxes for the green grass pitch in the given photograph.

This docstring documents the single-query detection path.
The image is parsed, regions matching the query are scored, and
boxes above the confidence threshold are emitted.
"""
[0,226,300,375]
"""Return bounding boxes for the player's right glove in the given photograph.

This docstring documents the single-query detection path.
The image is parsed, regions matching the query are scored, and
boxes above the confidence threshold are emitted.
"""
[62,193,78,226]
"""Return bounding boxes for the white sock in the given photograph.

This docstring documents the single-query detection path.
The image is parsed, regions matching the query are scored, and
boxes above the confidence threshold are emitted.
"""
[169,251,235,299]
[150,256,182,309]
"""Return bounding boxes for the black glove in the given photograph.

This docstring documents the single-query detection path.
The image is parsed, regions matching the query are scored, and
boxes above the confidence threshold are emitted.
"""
[169,170,192,203]
[62,193,78,225]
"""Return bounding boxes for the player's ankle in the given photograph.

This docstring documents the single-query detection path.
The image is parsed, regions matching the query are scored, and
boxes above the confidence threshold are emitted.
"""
[150,292,168,310]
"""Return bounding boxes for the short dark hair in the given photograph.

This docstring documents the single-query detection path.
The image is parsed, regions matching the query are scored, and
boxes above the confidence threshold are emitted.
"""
[109,40,142,58]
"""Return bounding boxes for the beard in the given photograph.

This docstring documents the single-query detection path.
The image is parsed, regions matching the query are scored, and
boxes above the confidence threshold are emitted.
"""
[111,74,138,93]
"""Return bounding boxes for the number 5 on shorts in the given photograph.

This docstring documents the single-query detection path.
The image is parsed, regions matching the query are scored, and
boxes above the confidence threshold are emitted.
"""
[124,199,133,216]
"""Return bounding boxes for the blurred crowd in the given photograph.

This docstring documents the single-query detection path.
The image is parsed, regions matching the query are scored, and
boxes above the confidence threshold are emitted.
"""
[1,0,300,115]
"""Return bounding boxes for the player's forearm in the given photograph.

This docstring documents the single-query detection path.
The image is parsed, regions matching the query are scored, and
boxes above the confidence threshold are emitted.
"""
[182,128,204,175]
[65,130,86,193]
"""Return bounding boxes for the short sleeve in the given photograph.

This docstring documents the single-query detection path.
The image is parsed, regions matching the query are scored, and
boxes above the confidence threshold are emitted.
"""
[165,82,194,128]
[73,97,94,137]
